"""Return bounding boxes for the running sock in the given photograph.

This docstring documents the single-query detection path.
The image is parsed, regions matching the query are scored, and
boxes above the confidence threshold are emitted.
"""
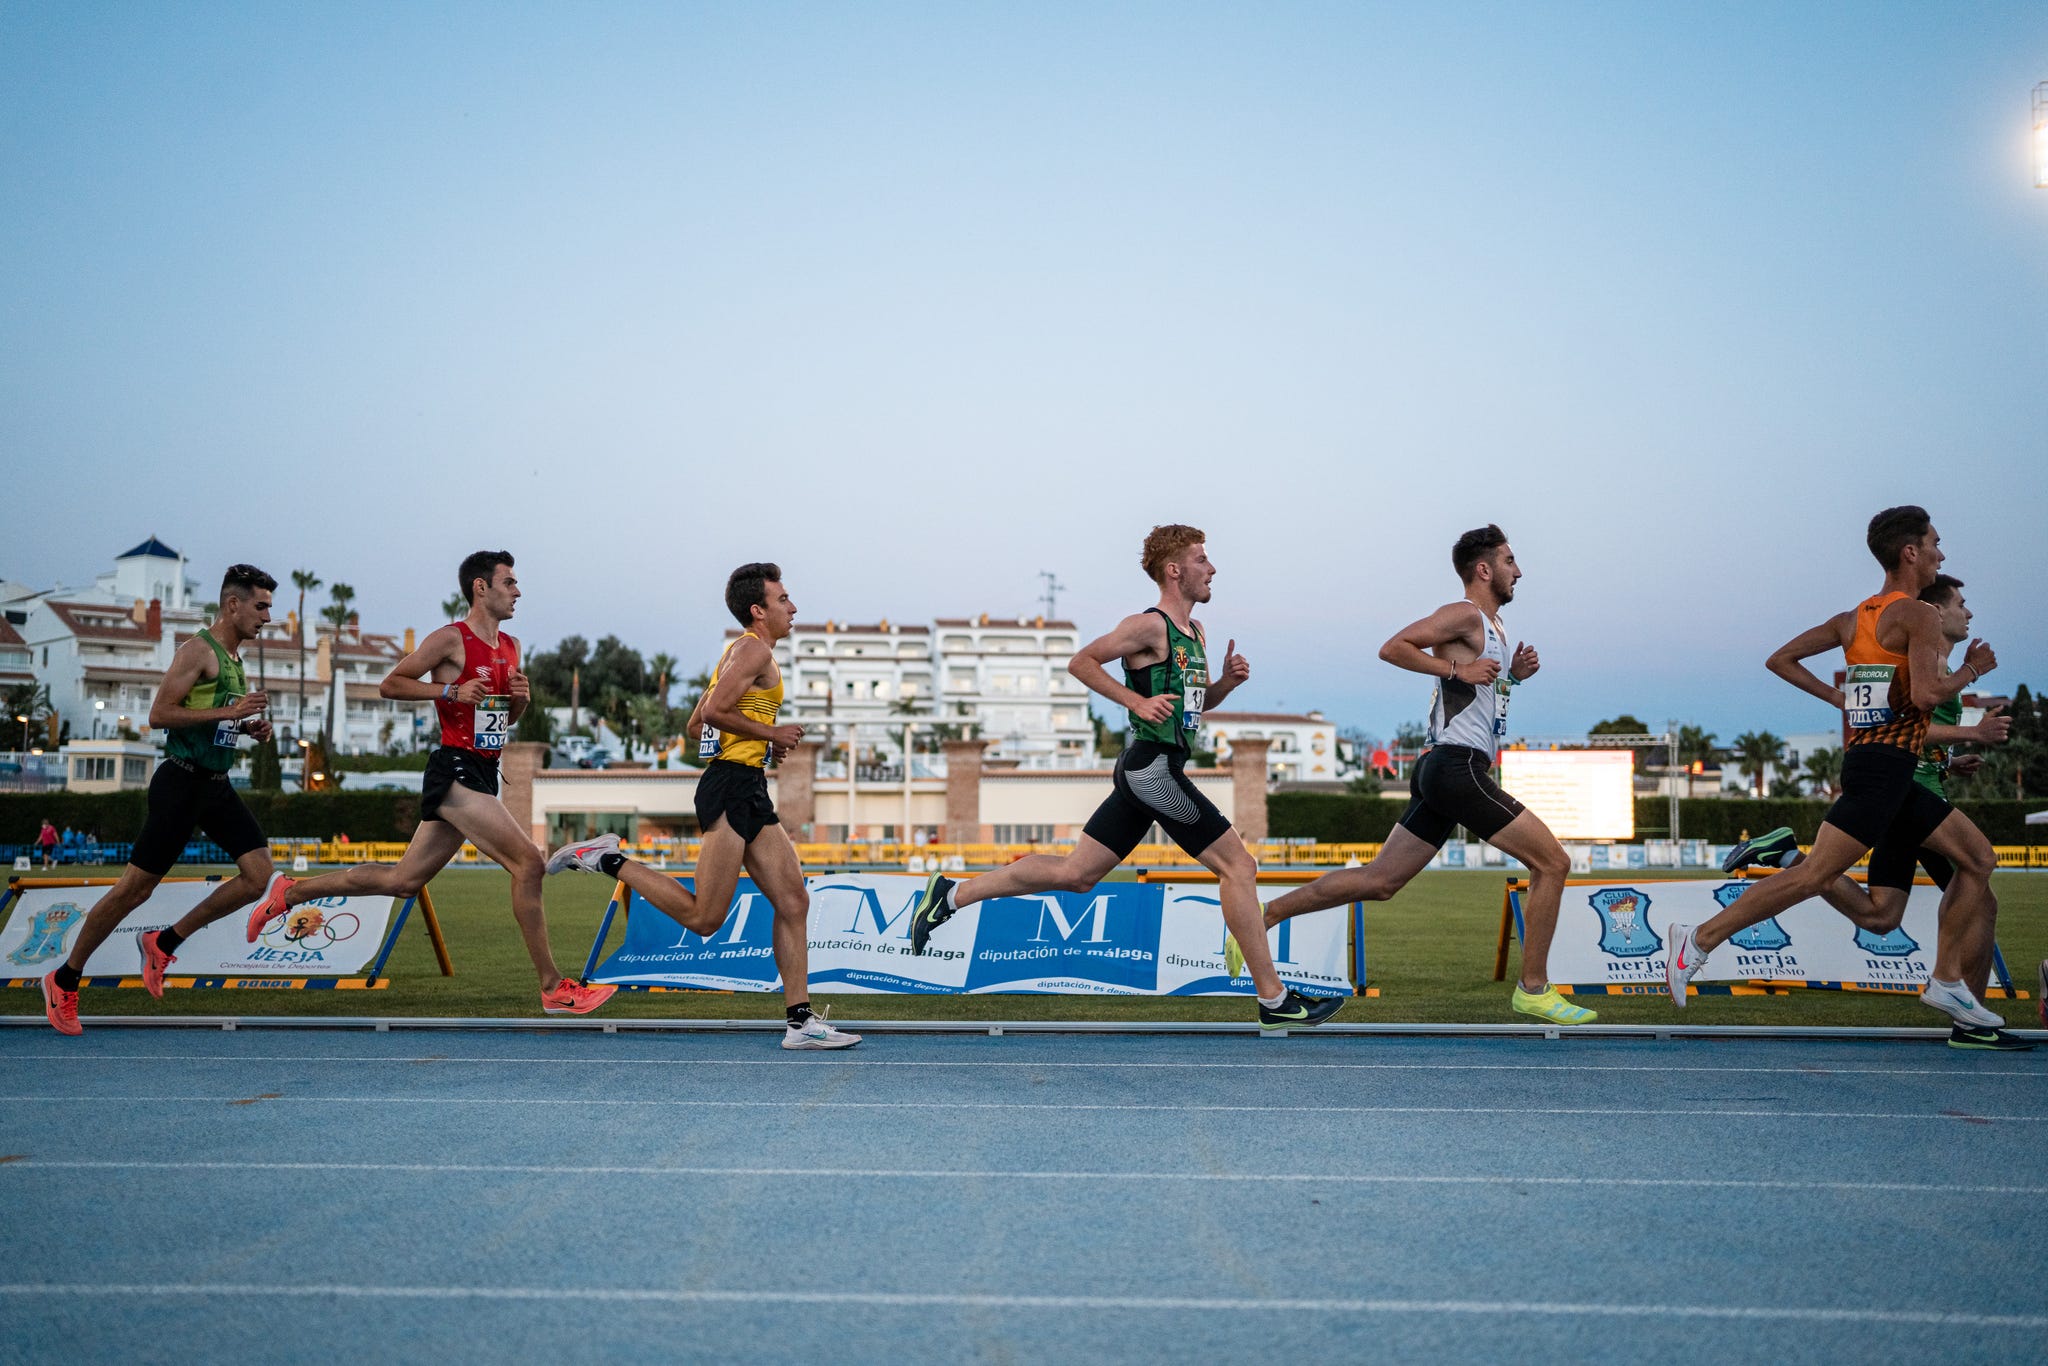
[943,884,959,911]
[155,927,185,956]
[786,1002,815,1028]
[1257,989,1288,1009]
[597,851,626,877]
[53,963,81,993]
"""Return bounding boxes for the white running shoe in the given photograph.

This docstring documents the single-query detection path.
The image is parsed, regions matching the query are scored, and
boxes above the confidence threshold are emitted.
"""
[1919,978,2003,1029]
[546,832,621,876]
[782,1005,861,1050]
[1666,922,1706,1008]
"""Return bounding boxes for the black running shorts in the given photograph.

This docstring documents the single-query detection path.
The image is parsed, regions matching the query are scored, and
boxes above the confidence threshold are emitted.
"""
[1082,741,1234,860]
[1865,842,1956,893]
[1825,744,1952,863]
[695,758,779,843]
[130,759,269,876]
[1397,744,1527,848]
[421,747,500,822]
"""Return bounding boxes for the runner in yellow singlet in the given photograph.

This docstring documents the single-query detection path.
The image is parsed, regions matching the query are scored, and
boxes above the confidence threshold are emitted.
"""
[546,563,858,1049]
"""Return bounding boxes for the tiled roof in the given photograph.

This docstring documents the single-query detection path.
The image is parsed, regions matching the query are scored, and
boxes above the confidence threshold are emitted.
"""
[117,536,181,560]
[0,618,23,647]
[46,601,157,642]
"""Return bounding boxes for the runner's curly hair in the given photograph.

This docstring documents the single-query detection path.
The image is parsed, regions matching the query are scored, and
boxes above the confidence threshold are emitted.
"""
[1140,525,1205,583]
[726,562,782,627]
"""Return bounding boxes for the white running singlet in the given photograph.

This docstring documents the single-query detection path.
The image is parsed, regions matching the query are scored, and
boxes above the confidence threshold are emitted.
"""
[1425,610,1513,759]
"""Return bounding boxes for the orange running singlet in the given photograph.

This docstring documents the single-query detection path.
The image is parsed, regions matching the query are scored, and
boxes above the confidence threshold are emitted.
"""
[1842,591,1926,752]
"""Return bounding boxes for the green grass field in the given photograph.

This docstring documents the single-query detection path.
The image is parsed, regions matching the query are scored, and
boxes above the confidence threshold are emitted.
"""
[5,866,2042,1027]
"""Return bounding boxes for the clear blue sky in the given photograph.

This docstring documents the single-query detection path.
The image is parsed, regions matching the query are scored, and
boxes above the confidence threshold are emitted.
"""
[5,2,2044,743]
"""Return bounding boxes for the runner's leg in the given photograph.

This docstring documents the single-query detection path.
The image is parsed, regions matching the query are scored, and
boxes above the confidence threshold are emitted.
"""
[433,782,564,990]
[1694,824,1870,953]
[167,846,277,938]
[741,823,811,1009]
[624,821,747,937]
[1193,829,1282,999]
[1916,809,1998,994]
[1263,825,1437,926]
[58,865,165,976]
[1484,809,1573,991]
[949,836,1125,908]
[283,821,465,904]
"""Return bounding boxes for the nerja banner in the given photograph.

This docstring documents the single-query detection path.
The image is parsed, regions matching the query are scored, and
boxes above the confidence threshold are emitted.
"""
[590,873,1351,997]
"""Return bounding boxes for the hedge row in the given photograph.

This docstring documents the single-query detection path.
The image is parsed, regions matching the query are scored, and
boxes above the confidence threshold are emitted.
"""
[0,790,420,844]
[1266,793,2045,845]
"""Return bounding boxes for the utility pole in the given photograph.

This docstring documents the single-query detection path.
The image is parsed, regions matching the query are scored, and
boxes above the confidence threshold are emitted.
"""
[1037,571,1066,620]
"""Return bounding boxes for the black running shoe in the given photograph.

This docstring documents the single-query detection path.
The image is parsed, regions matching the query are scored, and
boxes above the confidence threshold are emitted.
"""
[1722,826,1798,873]
[1258,990,1345,1032]
[1948,1025,2037,1052]
[909,871,958,956]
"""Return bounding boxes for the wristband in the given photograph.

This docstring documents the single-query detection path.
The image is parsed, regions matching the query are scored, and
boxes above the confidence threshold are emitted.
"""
[1961,664,1978,684]
[441,682,454,701]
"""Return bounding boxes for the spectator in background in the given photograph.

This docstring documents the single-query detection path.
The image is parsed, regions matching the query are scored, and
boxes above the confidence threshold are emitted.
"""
[37,819,58,869]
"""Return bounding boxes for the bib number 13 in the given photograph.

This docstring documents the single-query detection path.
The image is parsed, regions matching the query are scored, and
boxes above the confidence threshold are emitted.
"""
[1843,664,1896,729]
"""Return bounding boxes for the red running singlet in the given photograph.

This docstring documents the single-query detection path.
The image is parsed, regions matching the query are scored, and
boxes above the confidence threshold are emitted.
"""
[435,622,520,754]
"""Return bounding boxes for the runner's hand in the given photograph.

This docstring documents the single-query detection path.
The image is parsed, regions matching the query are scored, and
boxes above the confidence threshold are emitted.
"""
[1948,754,1984,777]
[768,741,793,761]
[229,691,269,720]
[769,723,805,747]
[508,668,531,705]
[245,718,275,743]
[1218,639,1250,686]
[1130,694,1176,725]
[1962,638,1996,679]
[1510,642,1540,681]
[1973,704,2009,744]
[1453,657,1501,687]
[453,678,489,706]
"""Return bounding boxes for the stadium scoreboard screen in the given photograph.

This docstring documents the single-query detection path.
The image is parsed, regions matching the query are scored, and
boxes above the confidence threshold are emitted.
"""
[1498,749,1635,840]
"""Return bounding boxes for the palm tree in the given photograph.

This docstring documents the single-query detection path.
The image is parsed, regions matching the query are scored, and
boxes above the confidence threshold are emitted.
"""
[1675,724,1717,797]
[319,583,356,749]
[290,569,321,741]
[648,653,679,705]
[1803,746,1843,799]
[1732,730,1787,798]
[441,593,467,623]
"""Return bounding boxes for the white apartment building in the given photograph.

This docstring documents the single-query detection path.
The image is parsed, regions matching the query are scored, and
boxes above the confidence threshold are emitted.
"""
[735,613,1096,771]
[3,537,435,758]
[1203,711,1355,785]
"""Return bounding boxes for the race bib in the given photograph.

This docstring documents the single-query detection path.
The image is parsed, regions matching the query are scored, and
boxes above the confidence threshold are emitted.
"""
[1182,684,1205,731]
[212,693,244,748]
[698,723,720,760]
[1843,663,1896,729]
[473,695,510,751]
[1492,678,1513,738]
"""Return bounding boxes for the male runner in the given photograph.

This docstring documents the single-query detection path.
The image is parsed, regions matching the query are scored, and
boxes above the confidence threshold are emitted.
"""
[1248,525,1594,1025]
[546,563,859,1049]
[41,565,284,1035]
[904,525,1344,1031]
[247,550,613,1015]
[1722,573,2011,945]
[1665,508,2028,1050]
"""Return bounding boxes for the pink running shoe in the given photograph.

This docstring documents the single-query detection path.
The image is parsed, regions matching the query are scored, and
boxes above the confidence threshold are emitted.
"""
[140,929,176,999]
[41,970,82,1036]
[541,978,618,1015]
[246,873,295,943]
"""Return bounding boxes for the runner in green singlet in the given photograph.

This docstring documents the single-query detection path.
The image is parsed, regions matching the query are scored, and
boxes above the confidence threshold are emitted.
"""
[906,524,1344,1031]
[40,565,285,1035]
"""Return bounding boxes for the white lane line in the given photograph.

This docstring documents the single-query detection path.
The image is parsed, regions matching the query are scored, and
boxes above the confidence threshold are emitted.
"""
[0,1282,2039,1328]
[2,1055,2037,1079]
[0,1095,2038,1120]
[8,1159,2043,1195]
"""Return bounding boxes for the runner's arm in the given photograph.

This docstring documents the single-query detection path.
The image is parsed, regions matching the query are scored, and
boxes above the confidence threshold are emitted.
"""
[379,626,466,702]
[1069,614,1173,723]
[1764,614,1853,708]
[699,637,801,744]
[1927,703,2007,749]
[1195,624,1250,708]
[1379,603,1490,683]
[147,636,264,729]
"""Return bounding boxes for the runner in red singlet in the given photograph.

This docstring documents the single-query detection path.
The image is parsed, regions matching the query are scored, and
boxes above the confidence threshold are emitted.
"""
[246,550,613,1015]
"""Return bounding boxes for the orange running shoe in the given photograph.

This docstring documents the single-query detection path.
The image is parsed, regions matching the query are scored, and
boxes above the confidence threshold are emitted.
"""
[541,978,617,1015]
[140,929,176,999]
[41,970,82,1036]
[246,873,295,943]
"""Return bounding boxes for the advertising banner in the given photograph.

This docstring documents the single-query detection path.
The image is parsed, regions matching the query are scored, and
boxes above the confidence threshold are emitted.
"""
[1,883,401,984]
[1530,877,1961,994]
[590,873,1350,997]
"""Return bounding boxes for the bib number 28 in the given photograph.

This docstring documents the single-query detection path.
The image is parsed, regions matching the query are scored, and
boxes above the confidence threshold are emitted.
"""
[474,696,510,751]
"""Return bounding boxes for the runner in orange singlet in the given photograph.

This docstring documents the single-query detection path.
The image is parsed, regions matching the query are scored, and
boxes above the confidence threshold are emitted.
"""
[1664,506,2026,1050]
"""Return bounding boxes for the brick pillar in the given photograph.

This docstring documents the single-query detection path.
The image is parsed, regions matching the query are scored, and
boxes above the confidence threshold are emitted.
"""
[501,741,547,845]
[777,738,820,838]
[1227,737,1271,844]
[942,739,989,844]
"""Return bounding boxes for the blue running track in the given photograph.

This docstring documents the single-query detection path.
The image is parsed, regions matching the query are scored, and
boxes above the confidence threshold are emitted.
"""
[0,1027,2043,1364]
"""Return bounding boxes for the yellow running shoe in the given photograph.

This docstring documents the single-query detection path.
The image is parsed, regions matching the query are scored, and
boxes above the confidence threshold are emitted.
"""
[1224,933,1246,980]
[1511,985,1596,1025]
